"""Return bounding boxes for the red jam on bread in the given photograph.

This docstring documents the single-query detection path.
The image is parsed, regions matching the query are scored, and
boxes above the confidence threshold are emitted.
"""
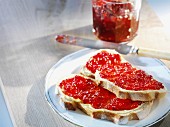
[86,51,121,73]
[85,51,164,91]
[59,75,142,110]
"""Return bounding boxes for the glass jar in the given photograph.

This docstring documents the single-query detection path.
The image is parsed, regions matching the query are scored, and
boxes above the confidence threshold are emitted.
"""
[92,0,142,43]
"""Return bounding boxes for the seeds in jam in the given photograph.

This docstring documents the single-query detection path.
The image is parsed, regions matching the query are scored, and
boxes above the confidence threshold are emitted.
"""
[85,51,164,91]
[86,51,121,73]
[59,75,141,110]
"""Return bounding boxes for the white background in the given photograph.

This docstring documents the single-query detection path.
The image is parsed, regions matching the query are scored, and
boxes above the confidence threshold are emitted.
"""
[148,0,170,33]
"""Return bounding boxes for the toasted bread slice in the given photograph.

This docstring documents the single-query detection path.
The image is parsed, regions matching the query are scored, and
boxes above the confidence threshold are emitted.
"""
[80,49,167,101]
[56,74,153,124]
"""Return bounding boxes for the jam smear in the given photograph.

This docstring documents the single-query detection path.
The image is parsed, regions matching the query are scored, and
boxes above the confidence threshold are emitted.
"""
[56,35,65,43]
[85,50,164,91]
[56,35,77,44]
[59,75,141,110]
[92,0,139,43]
[86,51,121,73]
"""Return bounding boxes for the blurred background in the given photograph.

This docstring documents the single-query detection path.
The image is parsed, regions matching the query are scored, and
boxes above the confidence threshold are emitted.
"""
[148,0,170,34]
[0,0,169,44]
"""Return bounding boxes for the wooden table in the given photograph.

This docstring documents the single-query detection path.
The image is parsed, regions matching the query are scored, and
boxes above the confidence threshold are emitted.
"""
[0,0,169,127]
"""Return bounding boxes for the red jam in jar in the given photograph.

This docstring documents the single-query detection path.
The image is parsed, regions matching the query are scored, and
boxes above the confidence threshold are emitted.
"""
[59,75,141,110]
[92,0,140,43]
[85,50,164,91]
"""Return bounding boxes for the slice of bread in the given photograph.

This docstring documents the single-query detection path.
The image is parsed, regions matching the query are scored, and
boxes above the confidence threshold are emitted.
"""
[56,74,153,125]
[80,49,167,101]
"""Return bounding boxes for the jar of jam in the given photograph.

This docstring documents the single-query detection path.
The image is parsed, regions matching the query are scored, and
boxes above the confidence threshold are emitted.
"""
[92,0,142,43]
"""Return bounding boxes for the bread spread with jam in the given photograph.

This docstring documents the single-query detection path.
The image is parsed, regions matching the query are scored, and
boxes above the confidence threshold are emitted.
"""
[56,49,167,124]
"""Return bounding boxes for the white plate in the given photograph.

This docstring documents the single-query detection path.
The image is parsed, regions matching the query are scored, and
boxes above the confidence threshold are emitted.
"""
[45,48,170,127]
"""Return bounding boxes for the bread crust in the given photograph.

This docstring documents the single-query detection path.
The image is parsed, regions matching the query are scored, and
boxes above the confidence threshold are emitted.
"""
[80,49,167,101]
[56,74,153,125]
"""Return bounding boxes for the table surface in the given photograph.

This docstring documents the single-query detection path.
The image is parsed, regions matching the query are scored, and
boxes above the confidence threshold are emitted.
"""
[0,0,170,127]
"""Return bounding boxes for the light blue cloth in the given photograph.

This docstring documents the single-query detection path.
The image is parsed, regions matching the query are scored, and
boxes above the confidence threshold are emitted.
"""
[0,79,14,127]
